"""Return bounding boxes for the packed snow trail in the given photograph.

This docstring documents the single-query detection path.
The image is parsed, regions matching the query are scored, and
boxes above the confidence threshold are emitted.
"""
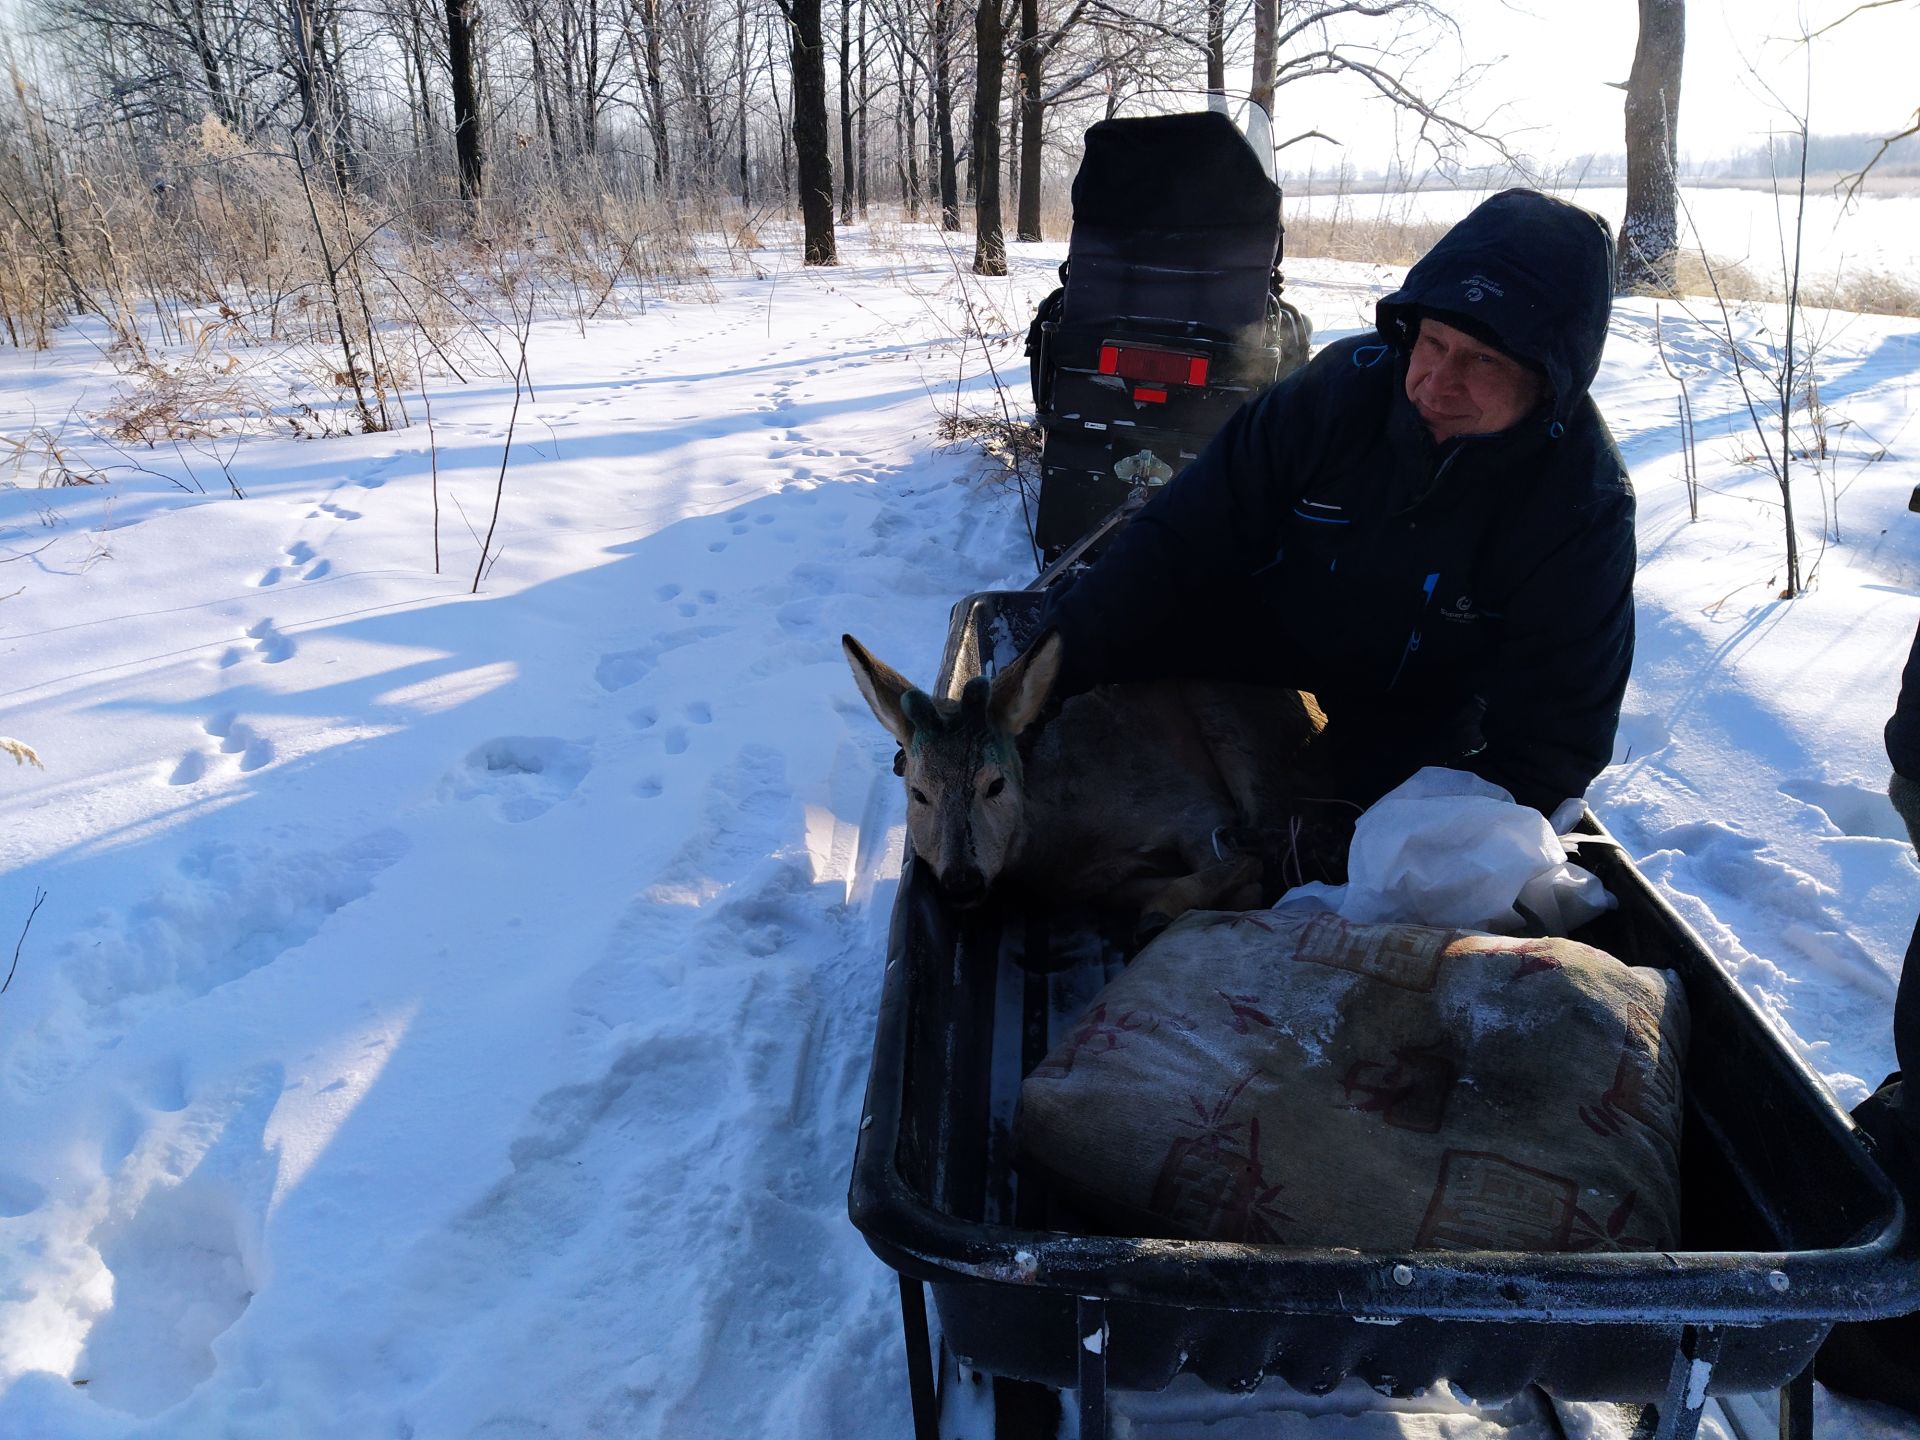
[0,220,1916,1438]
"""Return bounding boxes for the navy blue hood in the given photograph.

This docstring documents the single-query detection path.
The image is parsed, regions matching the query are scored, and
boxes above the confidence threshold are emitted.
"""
[1375,189,1617,427]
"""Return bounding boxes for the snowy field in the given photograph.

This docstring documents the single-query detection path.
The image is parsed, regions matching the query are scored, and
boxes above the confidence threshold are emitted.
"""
[1287,182,1920,293]
[1,217,1918,1439]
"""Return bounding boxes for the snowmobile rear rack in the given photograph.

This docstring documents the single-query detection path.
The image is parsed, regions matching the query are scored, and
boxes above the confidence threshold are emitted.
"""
[847,588,1920,1440]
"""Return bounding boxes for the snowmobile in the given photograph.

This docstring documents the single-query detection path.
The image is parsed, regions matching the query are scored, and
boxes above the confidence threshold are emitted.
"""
[847,585,1920,1440]
[1024,102,1311,564]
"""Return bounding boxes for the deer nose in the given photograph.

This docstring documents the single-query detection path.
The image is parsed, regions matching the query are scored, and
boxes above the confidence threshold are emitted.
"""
[943,864,988,906]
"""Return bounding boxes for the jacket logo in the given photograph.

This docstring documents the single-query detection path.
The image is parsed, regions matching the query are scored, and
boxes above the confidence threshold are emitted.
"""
[1460,275,1505,302]
[1440,595,1479,623]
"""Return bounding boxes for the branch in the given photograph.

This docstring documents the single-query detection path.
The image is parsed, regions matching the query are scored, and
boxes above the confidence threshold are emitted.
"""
[1839,109,1920,207]
[1806,0,1907,40]
[2,888,48,996]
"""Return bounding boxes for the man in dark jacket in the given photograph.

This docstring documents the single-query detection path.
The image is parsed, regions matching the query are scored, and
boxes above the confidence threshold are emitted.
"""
[1041,188,1634,820]
[1815,620,1920,1415]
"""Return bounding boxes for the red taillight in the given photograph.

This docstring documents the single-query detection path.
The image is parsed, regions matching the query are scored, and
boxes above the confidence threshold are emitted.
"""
[1097,343,1209,388]
[1132,386,1168,403]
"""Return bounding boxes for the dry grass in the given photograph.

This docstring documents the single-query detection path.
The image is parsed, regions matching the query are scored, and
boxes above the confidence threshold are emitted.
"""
[1667,248,1920,318]
[0,426,103,486]
[1282,212,1454,269]
[937,408,1041,489]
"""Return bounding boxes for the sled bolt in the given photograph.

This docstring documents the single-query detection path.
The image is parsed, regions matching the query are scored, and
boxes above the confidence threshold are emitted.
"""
[861,1115,875,1131]
[1767,1270,1790,1292]
[1391,1264,1414,1287]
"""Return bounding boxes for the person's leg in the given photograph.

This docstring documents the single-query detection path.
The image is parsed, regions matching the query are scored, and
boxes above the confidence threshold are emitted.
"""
[1813,915,1920,1414]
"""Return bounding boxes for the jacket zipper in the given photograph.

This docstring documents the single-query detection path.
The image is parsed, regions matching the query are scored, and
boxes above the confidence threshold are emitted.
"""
[1388,571,1441,691]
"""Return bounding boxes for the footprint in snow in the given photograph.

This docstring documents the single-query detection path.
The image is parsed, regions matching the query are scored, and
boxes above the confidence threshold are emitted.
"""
[1779,778,1909,842]
[246,619,295,664]
[442,737,593,822]
[74,1066,281,1417]
[635,775,664,799]
[686,702,712,725]
[7,834,409,1097]
[656,583,682,602]
[0,1171,47,1218]
[319,501,360,521]
[1611,711,1672,766]
[594,626,733,693]
[167,750,209,786]
[207,712,275,772]
[629,705,658,731]
[664,728,690,755]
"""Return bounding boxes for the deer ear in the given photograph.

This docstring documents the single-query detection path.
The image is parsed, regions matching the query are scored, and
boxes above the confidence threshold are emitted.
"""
[843,634,918,748]
[989,629,1064,736]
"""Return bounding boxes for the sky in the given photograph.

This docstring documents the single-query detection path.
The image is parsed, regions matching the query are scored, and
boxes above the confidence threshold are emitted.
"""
[1268,0,1919,170]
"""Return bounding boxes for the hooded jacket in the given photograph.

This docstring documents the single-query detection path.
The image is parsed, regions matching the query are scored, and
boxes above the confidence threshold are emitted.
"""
[1041,189,1635,815]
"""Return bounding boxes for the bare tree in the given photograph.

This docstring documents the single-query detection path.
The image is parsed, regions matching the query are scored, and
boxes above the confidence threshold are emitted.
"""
[971,0,1012,271]
[1013,0,1089,240]
[1618,0,1684,293]
[774,0,838,262]
[447,0,484,207]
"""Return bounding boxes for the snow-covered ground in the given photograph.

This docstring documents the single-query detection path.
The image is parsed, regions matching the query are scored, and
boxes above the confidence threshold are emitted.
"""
[0,217,1917,1439]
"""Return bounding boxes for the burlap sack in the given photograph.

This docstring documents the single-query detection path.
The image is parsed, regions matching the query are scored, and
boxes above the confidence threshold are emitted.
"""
[1016,909,1688,1251]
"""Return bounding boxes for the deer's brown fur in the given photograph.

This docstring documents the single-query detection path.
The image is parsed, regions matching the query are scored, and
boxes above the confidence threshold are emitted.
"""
[843,631,1329,931]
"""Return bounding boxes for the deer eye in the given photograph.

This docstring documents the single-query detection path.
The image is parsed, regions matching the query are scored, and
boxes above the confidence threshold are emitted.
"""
[909,787,930,806]
[982,777,1006,799]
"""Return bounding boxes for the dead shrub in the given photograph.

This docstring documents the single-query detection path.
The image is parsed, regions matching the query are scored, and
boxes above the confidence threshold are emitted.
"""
[101,359,258,444]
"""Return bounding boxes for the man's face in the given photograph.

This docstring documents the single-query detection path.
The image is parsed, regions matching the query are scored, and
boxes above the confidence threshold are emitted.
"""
[1403,317,1548,442]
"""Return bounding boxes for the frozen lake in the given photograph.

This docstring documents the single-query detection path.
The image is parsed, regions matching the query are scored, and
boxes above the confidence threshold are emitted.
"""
[1284,181,1920,288]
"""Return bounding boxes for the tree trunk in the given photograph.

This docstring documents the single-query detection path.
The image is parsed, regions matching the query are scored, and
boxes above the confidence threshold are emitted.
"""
[644,0,672,189]
[737,0,752,204]
[1619,0,1685,293]
[1014,0,1041,240]
[839,0,855,223]
[1007,48,1019,201]
[970,0,1005,274]
[1205,0,1225,95]
[447,0,485,210]
[783,0,838,263]
[1249,0,1276,118]
[933,0,959,229]
[901,68,920,219]
[409,5,438,146]
[856,0,868,214]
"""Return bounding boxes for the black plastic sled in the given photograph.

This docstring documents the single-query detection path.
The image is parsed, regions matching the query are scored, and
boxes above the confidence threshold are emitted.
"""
[848,588,1920,1440]
[1025,107,1311,563]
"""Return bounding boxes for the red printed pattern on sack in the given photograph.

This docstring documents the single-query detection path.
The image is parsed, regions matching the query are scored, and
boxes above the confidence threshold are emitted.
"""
[1293,914,1450,992]
[1414,1150,1578,1250]
[1577,1002,1682,1154]
[1341,1042,1457,1133]
[1029,1003,1156,1080]
[1148,1071,1294,1242]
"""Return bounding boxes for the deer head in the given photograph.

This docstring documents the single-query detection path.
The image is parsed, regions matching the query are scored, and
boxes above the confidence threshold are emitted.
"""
[843,631,1064,905]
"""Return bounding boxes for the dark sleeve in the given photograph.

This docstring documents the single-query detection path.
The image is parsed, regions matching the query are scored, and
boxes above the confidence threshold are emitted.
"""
[1039,364,1325,697]
[1463,477,1636,815]
[1885,619,1920,781]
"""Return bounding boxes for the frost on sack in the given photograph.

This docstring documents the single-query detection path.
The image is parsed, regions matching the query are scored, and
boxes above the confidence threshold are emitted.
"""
[1018,908,1688,1252]
[58,832,409,1013]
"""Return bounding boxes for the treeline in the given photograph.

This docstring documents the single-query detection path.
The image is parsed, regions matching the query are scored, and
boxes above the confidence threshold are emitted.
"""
[0,0,1503,356]
[1715,131,1920,179]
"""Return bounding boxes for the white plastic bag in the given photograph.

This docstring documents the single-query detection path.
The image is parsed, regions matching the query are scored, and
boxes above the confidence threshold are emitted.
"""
[1275,767,1613,935]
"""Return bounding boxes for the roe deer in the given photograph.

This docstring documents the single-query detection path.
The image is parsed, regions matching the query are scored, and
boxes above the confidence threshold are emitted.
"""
[843,630,1335,932]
